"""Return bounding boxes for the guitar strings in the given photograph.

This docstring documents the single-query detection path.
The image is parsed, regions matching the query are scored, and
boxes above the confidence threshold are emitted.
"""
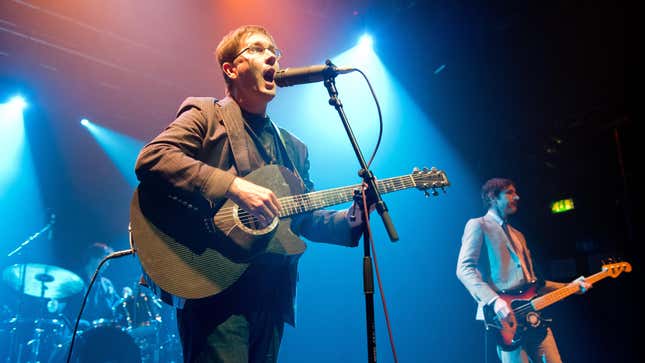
[503,268,624,322]
[210,176,420,226]
[503,282,595,318]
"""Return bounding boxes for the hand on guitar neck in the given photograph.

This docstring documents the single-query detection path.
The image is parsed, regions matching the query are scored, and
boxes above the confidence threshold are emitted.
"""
[569,275,592,294]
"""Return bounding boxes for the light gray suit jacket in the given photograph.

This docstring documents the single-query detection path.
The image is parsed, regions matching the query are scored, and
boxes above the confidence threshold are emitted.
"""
[456,210,562,320]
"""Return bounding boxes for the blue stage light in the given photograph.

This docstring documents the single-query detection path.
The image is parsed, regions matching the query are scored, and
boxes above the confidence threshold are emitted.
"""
[7,95,27,112]
[358,34,373,49]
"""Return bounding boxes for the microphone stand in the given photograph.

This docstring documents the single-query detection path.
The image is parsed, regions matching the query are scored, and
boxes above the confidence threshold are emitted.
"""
[321,59,398,363]
[4,213,56,363]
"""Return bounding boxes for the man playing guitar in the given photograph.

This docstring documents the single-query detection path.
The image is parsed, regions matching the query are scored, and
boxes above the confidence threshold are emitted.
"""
[456,177,591,363]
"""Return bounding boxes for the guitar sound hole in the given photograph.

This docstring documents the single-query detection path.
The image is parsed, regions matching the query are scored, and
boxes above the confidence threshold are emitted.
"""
[233,207,279,235]
[237,210,261,229]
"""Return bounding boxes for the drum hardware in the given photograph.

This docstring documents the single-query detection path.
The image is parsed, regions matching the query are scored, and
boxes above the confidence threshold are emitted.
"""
[118,288,163,339]
[1,221,179,362]
[0,315,71,363]
[1,262,83,363]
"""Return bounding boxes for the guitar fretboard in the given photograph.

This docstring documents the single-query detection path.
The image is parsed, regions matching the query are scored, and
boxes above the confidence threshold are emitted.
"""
[531,270,609,311]
[277,175,417,217]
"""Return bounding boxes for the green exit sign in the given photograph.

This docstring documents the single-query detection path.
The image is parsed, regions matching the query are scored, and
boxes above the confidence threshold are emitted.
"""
[551,198,575,214]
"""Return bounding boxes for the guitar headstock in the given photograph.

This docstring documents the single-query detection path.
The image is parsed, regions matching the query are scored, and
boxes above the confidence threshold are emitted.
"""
[411,167,450,197]
[602,261,632,278]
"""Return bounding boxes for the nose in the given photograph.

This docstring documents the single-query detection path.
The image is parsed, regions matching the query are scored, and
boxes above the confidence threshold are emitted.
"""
[265,52,277,65]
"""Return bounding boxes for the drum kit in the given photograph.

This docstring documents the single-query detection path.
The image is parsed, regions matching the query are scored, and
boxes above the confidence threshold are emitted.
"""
[1,263,182,363]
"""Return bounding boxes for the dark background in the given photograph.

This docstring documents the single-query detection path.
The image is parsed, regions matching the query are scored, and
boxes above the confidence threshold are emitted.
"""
[1,1,636,362]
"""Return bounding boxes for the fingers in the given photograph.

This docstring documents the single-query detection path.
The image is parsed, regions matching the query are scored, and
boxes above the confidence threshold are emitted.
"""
[268,190,281,215]
[572,276,592,294]
[496,305,511,321]
[227,178,281,223]
[493,298,511,321]
[249,190,280,221]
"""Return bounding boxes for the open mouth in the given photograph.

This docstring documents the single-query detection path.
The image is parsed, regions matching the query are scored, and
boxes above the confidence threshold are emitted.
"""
[263,68,276,83]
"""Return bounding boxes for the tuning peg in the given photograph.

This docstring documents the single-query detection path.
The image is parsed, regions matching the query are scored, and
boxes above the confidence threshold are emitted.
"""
[413,166,420,172]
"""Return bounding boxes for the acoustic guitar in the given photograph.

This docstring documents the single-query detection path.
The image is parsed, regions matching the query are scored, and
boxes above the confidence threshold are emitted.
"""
[130,164,449,300]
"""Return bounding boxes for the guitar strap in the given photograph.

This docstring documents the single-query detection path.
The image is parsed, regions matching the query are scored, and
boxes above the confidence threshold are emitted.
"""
[189,97,305,187]
[270,121,305,188]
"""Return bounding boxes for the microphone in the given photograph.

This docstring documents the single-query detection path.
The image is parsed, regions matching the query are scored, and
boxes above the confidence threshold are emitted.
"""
[274,64,354,87]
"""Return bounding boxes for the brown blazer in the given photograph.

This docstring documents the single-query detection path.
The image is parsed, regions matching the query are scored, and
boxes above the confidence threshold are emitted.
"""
[134,96,359,324]
[135,96,358,245]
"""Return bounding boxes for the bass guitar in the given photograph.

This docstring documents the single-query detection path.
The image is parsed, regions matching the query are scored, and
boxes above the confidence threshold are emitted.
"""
[483,261,632,350]
[130,164,449,300]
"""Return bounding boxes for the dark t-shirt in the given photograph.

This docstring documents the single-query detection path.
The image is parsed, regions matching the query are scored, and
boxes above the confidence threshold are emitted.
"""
[241,109,284,167]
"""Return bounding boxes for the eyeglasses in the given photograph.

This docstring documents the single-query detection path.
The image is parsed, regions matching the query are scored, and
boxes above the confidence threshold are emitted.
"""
[232,44,282,61]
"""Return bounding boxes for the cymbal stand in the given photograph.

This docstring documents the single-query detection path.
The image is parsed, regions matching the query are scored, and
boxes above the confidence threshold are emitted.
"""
[4,213,56,363]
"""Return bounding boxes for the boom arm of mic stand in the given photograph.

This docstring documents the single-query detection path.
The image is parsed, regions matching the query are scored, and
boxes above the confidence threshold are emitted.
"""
[7,218,56,257]
[322,60,398,242]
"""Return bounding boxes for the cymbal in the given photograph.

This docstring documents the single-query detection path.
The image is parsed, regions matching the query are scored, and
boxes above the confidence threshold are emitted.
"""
[2,263,84,299]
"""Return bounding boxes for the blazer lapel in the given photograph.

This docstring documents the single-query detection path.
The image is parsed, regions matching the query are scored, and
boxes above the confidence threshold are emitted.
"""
[507,224,536,279]
[483,213,521,264]
[216,97,253,176]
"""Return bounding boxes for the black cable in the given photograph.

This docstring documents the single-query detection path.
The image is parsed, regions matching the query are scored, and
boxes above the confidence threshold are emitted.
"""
[65,248,135,363]
[351,68,383,169]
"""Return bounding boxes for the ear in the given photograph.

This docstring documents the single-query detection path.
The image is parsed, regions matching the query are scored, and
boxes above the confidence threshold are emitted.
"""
[222,62,238,80]
[486,192,496,205]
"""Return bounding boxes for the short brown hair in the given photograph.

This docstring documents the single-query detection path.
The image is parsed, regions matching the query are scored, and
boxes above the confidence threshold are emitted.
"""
[214,25,276,90]
[480,178,515,208]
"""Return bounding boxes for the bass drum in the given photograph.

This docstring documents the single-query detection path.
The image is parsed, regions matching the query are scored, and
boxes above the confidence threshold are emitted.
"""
[49,325,141,363]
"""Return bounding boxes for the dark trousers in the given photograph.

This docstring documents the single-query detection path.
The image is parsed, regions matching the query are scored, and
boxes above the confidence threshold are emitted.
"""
[177,307,284,363]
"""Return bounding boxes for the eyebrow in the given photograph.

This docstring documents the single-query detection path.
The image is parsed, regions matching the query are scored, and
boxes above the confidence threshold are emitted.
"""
[246,40,276,49]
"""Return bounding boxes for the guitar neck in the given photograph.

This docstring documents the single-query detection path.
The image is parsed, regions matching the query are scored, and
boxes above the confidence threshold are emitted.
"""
[277,175,416,217]
[530,270,609,311]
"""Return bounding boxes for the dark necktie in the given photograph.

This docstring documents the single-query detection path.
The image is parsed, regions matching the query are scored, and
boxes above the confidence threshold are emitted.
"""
[503,222,531,280]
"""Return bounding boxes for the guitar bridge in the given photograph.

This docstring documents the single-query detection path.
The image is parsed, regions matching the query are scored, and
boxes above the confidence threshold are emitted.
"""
[203,218,216,234]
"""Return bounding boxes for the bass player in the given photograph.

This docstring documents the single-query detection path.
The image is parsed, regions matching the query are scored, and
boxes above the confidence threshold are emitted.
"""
[456,177,592,363]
